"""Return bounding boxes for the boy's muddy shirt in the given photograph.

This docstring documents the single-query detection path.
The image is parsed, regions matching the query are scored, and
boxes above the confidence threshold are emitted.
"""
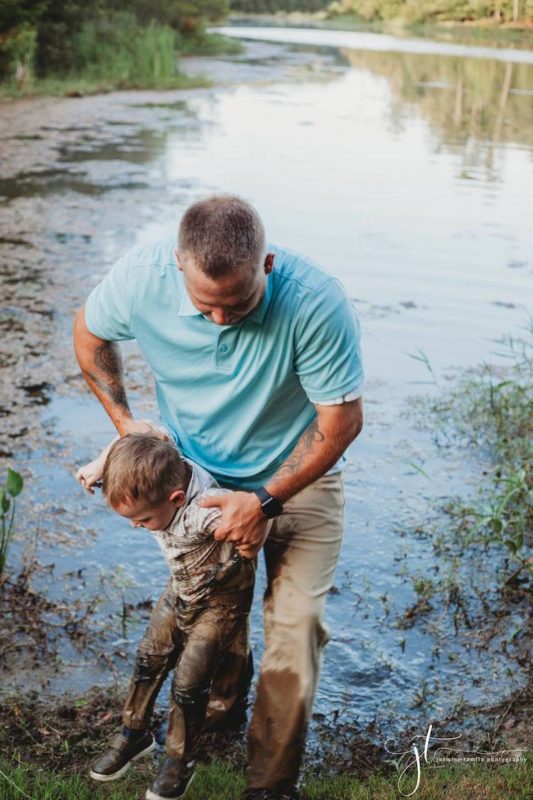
[149,459,251,605]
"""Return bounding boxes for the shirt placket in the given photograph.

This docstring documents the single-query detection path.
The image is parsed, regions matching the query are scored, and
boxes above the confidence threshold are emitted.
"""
[214,328,236,372]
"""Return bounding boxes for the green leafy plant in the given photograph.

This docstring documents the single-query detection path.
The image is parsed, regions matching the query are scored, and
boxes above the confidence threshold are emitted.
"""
[431,324,532,588]
[0,468,24,579]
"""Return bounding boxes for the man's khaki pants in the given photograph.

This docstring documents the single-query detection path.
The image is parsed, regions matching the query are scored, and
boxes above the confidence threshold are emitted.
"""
[210,471,345,792]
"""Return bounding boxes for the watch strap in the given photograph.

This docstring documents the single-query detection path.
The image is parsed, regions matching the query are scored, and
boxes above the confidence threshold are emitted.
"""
[254,487,283,518]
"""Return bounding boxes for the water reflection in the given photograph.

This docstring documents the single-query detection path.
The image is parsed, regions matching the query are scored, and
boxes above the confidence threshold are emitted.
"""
[341,48,533,173]
[219,26,533,182]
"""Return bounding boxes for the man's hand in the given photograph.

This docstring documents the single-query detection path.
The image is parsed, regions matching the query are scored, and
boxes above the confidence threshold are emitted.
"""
[198,491,270,559]
[118,418,171,439]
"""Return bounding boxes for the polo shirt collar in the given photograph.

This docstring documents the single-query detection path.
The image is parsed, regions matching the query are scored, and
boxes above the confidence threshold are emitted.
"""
[243,274,273,325]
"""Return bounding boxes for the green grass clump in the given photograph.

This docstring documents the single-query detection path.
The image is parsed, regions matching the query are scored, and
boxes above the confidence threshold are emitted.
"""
[1,756,532,799]
[433,327,532,586]
[73,15,176,83]
[0,72,209,99]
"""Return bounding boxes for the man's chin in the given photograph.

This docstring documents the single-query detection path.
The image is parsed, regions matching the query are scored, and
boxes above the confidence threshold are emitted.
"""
[204,315,245,326]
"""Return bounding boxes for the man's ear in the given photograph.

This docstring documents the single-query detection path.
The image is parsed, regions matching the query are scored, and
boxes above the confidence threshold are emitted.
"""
[174,248,183,272]
[169,489,186,506]
[264,252,275,275]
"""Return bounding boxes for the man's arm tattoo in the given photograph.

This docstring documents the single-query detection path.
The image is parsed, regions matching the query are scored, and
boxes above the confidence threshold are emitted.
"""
[83,341,130,412]
[275,418,325,478]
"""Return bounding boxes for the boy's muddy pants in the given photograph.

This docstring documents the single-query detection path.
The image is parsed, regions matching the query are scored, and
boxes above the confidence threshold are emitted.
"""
[122,583,253,766]
[217,472,345,793]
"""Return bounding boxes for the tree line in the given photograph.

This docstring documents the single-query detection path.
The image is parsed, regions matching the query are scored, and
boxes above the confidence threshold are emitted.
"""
[230,1,328,11]
[229,0,533,23]
[0,0,229,88]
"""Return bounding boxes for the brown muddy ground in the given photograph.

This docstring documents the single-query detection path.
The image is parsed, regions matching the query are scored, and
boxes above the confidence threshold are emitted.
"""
[0,680,529,777]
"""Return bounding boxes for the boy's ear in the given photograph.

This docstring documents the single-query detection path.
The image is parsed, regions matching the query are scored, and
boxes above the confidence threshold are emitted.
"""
[169,489,186,506]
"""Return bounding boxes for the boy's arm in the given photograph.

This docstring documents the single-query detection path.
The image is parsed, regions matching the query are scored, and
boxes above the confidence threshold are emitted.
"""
[76,436,119,494]
[76,420,172,494]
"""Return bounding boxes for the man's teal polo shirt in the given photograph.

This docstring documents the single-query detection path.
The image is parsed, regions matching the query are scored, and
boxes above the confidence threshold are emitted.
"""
[84,237,364,489]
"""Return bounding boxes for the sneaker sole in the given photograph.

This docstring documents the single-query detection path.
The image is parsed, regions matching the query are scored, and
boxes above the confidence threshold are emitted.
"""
[145,769,196,800]
[89,739,156,782]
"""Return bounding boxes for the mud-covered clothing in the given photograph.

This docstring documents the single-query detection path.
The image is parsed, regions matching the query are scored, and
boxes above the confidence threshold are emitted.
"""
[121,459,255,767]
[122,579,253,764]
[205,471,345,793]
[149,459,254,605]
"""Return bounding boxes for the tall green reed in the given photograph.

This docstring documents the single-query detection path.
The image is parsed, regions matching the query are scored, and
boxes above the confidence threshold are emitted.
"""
[72,12,177,85]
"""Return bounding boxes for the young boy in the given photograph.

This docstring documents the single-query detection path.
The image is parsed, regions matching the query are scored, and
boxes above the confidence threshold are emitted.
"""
[78,432,257,800]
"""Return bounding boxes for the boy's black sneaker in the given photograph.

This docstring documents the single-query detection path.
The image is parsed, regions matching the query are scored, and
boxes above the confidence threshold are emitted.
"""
[145,757,196,800]
[89,730,155,781]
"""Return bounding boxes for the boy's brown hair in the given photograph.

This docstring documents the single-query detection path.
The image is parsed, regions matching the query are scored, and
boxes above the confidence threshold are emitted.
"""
[102,434,190,508]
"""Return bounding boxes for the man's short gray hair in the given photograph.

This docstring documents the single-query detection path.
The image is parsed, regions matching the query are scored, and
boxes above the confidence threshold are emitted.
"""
[178,195,266,278]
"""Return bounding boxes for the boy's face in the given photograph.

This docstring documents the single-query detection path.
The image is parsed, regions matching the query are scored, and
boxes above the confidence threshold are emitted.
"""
[112,490,185,531]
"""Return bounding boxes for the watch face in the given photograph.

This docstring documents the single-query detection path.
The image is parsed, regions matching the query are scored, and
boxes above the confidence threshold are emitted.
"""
[255,488,283,518]
[263,496,283,518]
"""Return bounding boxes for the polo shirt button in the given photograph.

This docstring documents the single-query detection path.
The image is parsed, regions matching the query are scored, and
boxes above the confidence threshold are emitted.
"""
[219,344,229,353]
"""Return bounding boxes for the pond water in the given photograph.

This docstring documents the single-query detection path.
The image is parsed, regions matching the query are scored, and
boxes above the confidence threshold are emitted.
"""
[1,27,531,747]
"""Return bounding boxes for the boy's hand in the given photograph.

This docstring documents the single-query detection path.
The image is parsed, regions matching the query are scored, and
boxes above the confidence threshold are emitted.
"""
[198,491,271,557]
[76,453,108,494]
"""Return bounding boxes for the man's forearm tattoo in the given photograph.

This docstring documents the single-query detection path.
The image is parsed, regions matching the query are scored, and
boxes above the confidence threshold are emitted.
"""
[83,341,130,412]
[276,418,325,477]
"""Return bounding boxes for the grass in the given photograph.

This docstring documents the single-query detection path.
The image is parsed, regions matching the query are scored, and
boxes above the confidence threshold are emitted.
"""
[431,328,533,588]
[0,29,240,99]
[0,756,532,800]
[0,73,209,99]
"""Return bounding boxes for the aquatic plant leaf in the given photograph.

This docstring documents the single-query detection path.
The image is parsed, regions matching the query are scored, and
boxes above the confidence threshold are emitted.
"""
[0,490,10,514]
[6,468,23,498]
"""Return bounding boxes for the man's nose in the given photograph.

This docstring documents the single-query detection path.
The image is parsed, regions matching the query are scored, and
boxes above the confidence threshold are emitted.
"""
[131,520,141,528]
[210,308,230,325]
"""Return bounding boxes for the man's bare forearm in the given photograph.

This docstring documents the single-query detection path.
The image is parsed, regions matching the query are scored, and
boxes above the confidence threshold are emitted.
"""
[73,307,132,433]
[84,340,130,412]
[265,399,363,503]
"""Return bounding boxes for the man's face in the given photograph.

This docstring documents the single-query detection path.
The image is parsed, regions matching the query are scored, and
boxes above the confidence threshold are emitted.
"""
[112,491,185,531]
[175,250,274,326]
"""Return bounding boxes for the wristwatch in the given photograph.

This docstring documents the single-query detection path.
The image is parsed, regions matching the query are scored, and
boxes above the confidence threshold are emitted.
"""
[254,487,284,519]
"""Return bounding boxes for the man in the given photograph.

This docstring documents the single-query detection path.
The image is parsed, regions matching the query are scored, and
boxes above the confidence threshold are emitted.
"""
[73,195,364,800]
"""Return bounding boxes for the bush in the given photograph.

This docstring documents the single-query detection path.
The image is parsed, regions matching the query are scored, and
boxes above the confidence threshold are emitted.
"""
[0,24,37,87]
[72,12,177,84]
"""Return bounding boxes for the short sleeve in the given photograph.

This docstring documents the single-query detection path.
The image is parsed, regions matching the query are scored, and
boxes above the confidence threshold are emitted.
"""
[294,278,364,404]
[84,250,136,341]
[189,488,228,537]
